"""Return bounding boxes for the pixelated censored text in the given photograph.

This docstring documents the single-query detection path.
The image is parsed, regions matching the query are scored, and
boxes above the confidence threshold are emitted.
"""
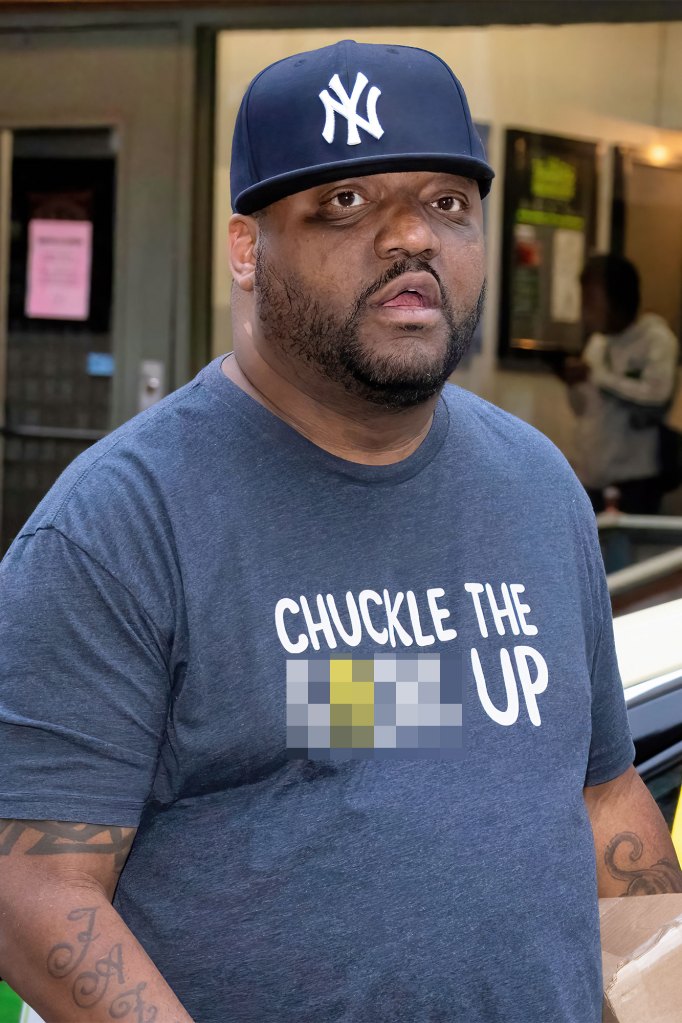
[286,653,463,760]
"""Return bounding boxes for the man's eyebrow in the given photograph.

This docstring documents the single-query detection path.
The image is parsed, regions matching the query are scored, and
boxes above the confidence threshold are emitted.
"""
[430,174,477,188]
[315,174,478,192]
[315,179,366,192]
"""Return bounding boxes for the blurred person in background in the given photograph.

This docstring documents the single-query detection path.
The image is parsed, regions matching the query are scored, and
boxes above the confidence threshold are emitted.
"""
[564,254,679,514]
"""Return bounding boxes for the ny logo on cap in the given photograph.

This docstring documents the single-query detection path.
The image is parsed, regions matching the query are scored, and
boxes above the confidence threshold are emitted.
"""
[319,72,384,146]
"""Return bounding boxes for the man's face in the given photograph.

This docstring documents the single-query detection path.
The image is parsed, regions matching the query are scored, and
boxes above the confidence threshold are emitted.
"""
[250,171,486,408]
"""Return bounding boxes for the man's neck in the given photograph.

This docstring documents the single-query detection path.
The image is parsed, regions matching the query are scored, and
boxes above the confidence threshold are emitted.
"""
[221,344,438,466]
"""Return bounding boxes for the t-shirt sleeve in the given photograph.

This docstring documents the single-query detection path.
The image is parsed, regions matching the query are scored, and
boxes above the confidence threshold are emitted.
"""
[591,322,678,407]
[579,504,635,787]
[0,527,171,827]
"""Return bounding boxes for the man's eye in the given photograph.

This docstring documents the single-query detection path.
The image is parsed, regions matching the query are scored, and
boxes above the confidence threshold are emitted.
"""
[431,196,464,212]
[329,191,365,208]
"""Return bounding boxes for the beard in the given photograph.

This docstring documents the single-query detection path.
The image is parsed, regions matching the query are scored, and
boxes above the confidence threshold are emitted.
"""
[254,252,486,409]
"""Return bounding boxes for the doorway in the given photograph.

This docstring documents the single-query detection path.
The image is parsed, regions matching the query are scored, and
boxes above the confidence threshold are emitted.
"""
[0,128,116,550]
[0,26,188,553]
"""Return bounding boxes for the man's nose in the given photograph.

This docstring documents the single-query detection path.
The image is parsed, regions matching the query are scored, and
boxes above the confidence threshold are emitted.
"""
[373,202,441,262]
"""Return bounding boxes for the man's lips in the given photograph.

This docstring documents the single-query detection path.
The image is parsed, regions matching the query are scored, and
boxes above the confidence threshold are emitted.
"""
[371,272,442,310]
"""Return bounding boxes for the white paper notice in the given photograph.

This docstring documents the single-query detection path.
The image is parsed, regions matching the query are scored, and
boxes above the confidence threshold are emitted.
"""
[551,229,585,324]
[25,218,93,321]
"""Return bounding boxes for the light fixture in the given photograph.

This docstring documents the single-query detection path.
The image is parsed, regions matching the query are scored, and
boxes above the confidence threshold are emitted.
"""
[646,143,670,166]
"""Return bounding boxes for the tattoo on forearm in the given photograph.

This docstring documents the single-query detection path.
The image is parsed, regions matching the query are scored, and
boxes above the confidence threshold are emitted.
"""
[0,820,134,871]
[605,831,682,894]
[47,908,99,978]
[47,908,160,1020]
[110,982,158,1022]
[73,943,125,1009]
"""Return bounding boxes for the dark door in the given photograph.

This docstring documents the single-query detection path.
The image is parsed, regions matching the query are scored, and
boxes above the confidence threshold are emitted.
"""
[0,26,188,554]
[1,129,116,551]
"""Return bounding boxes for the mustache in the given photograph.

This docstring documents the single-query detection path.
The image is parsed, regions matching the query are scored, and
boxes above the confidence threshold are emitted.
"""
[355,258,445,309]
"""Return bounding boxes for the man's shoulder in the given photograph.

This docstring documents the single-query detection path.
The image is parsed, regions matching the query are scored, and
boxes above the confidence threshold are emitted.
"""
[638,312,674,334]
[440,381,591,513]
[441,381,573,468]
[3,364,241,608]
[17,364,226,542]
[635,313,679,348]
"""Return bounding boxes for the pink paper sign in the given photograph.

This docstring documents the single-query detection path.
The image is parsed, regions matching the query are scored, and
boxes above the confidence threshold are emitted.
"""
[25,218,93,321]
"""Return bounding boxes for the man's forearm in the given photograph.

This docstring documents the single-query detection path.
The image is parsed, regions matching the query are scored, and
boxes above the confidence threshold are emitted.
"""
[0,884,193,1023]
[0,881,193,1023]
[0,819,193,1023]
[585,766,682,898]
[591,360,676,407]
[600,830,682,896]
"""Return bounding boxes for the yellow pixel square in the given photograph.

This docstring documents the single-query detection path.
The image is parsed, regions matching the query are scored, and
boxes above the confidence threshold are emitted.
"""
[330,679,355,704]
[329,659,353,684]
[353,681,374,705]
[351,703,374,727]
[330,679,374,705]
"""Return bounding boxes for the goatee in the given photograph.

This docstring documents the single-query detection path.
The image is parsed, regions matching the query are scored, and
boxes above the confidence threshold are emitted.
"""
[255,254,486,409]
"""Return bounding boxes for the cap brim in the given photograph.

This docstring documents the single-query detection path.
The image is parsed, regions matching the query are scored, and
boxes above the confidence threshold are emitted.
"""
[233,152,494,214]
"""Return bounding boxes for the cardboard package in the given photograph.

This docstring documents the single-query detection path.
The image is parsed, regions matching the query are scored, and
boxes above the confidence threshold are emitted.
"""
[600,894,682,1022]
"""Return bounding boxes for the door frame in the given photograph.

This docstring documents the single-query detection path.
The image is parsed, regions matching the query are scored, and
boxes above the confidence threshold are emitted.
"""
[0,130,13,527]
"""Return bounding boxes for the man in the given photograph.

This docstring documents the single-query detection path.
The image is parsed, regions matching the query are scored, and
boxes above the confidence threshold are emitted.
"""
[565,254,679,513]
[0,40,680,1023]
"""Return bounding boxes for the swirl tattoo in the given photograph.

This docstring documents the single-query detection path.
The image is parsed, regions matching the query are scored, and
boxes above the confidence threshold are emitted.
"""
[605,832,682,894]
[47,908,99,979]
[110,982,158,1022]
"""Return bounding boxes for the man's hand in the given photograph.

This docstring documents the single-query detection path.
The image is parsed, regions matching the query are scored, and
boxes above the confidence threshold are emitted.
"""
[0,819,194,1022]
[584,767,682,896]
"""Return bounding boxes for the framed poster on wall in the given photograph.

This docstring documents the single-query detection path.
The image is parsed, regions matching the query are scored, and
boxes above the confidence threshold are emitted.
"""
[498,129,598,364]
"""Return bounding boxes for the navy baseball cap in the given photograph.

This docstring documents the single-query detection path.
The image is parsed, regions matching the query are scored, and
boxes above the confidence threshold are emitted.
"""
[231,39,494,214]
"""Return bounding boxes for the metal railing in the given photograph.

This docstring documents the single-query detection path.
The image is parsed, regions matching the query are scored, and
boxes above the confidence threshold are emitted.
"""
[599,512,682,599]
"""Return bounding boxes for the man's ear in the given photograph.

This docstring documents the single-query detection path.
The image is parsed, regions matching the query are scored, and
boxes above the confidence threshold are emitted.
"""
[229,214,259,292]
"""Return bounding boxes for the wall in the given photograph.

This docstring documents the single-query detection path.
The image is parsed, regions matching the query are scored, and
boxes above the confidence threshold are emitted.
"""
[624,159,682,339]
[213,21,682,466]
[0,24,194,425]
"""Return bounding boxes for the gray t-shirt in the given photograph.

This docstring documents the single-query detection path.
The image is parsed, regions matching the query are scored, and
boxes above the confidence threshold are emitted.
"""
[0,357,634,1023]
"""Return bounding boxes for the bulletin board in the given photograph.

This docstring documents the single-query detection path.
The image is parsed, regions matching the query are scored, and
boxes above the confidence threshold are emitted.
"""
[498,129,598,364]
